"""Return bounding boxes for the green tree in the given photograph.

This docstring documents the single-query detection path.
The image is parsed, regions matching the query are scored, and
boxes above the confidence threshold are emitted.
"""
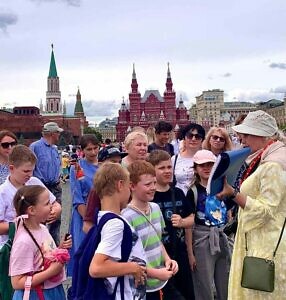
[83,127,103,142]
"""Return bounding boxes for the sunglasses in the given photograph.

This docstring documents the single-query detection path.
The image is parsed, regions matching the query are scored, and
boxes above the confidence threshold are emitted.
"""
[0,141,17,149]
[211,135,225,142]
[186,133,203,140]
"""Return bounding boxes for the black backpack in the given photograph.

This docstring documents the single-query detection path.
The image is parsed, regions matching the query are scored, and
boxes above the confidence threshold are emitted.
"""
[69,211,132,300]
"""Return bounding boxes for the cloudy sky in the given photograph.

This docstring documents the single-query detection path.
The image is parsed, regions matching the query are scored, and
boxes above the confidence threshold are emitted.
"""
[1,0,286,124]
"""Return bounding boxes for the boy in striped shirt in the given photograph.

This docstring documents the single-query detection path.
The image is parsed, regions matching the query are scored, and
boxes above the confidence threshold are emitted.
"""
[122,160,178,300]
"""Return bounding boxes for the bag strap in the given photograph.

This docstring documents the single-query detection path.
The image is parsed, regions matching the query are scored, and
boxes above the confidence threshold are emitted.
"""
[23,222,45,266]
[245,217,286,258]
[273,217,286,257]
[172,154,178,186]
[8,222,16,240]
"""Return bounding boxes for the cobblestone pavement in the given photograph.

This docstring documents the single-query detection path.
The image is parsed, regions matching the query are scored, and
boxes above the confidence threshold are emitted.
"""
[60,181,72,294]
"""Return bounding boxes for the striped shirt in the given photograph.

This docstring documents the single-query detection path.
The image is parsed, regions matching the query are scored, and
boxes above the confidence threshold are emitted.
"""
[122,202,167,292]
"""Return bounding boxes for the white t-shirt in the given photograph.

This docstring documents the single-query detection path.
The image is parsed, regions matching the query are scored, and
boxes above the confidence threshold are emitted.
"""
[95,211,146,300]
[0,176,56,247]
[171,154,194,195]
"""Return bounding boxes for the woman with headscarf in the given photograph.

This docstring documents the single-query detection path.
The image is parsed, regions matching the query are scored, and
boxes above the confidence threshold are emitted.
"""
[217,110,286,299]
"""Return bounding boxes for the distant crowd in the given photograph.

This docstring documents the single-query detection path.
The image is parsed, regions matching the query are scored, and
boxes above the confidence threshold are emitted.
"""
[0,112,286,300]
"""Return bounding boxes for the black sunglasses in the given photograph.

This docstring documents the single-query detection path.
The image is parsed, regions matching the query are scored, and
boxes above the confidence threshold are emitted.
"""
[211,135,225,142]
[0,141,17,149]
[186,133,203,140]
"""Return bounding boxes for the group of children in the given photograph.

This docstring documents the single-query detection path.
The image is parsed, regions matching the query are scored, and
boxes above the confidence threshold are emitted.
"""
[0,142,230,300]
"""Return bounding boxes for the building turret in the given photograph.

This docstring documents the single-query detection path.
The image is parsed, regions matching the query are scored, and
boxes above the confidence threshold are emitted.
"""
[129,63,141,125]
[74,87,84,116]
[163,62,176,124]
[46,44,61,113]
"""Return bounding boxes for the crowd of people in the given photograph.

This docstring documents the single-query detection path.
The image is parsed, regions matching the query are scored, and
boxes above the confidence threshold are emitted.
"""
[0,111,286,300]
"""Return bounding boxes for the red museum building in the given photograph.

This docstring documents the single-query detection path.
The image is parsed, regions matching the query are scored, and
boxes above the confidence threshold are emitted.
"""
[116,64,189,142]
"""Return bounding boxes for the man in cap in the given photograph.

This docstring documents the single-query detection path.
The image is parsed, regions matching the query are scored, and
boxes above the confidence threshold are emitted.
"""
[29,122,63,244]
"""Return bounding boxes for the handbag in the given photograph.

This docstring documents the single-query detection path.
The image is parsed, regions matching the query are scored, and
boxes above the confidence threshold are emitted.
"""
[241,217,286,292]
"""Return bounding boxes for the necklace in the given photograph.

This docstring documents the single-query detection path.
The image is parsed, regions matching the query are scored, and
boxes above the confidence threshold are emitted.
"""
[129,203,151,216]
[240,139,275,185]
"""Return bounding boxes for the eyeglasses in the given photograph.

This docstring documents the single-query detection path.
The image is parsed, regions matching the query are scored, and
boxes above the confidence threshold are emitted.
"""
[0,141,17,149]
[186,133,203,140]
[211,135,225,142]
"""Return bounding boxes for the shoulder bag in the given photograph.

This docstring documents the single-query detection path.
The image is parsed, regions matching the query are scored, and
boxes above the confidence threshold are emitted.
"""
[241,217,286,292]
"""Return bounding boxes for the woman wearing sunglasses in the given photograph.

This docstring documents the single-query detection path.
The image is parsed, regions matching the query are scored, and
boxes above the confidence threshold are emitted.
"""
[0,130,17,185]
[202,127,232,156]
[171,123,205,195]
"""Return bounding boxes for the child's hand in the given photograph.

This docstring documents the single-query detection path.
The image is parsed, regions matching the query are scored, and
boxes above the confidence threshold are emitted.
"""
[59,234,72,249]
[131,263,147,287]
[155,268,173,281]
[165,259,178,275]
[188,252,196,271]
[171,214,184,228]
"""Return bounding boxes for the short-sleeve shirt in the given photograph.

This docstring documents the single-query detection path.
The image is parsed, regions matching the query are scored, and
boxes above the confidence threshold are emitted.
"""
[122,203,166,292]
[0,164,9,185]
[9,224,66,289]
[171,154,194,195]
[95,211,146,299]
[0,176,56,247]
[153,187,192,257]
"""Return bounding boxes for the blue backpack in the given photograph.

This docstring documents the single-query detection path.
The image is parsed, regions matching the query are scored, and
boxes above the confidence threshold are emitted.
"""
[69,211,133,300]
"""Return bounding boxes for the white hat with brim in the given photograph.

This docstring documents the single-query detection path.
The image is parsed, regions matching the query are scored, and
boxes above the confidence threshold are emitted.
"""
[43,122,64,133]
[193,149,217,165]
[232,110,278,137]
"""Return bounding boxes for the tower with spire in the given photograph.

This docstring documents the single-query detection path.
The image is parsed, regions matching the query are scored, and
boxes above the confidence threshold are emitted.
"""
[74,87,84,116]
[163,62,176,122]
[46,44,62,113]
[129,63,141,122]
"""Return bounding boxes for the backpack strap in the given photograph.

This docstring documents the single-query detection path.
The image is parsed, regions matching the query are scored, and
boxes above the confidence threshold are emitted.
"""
[190,185,198,209]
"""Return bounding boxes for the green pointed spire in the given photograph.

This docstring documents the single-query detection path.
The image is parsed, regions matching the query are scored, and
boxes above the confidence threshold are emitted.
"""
[74,87,84,114]
[48,44,58,78]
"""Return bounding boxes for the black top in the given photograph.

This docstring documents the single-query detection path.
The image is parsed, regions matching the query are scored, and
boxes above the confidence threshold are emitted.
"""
[148,143,174,157]
[153,187,192,257]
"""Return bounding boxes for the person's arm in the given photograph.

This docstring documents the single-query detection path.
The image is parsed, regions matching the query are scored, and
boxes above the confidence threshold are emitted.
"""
[89,253,145,279]
[161,244,178,275]
[11,262,63,289]
[216,177,246,208]
[185,227,196,271]
[146,266,173,281]
[0,221,9,235]
[171,213,194,228]
[77,204,87,219]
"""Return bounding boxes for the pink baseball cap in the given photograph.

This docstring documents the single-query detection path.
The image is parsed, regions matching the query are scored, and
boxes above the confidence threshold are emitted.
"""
[193,150,217,164]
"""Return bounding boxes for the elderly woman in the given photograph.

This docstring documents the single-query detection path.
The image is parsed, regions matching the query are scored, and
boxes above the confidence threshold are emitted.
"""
[203,127,232,156]
[121,131,148,167]
[217,110,286,299]
[68,134,100,275]
[172,123,205,195]
[0,130,17,185]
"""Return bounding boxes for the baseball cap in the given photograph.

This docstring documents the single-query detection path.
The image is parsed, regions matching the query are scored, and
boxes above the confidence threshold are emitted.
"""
[232,110,278,137]
[193,150,217,165]
[43,122,63,133]
[98,146,127,162]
